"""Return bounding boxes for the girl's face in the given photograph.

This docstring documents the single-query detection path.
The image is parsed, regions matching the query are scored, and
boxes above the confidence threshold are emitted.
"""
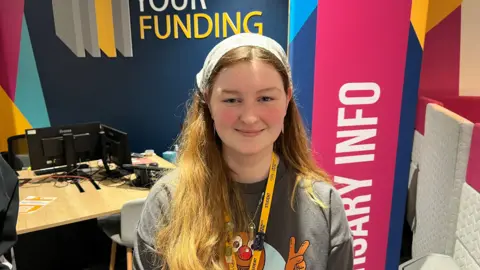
[208,60,291,156]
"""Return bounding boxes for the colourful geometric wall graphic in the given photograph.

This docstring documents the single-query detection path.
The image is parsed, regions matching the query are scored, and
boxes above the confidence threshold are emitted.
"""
[288,0,318,131]
[425,0,462,32]
[0,0,25,100]
[80,0,102,57]
[51,0,84,57]
[95,0,117,57]
[419,6,461,98]
[0,2,49,152]
[111,0,133,57]
[288,0,317,44]
[51,0,132,58]
[417,0,480,98]
[0,85,32,152]
[410,0,430,48]
[15,16,51,129]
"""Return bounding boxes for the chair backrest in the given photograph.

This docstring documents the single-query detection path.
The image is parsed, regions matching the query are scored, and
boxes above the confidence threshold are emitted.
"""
[120,198,146,247]
[466,124,480,192]
[412,104,473,258]
[406,97,444,229]
[7,134,29,171]
[415,96,444,136]
[451,129,480,269]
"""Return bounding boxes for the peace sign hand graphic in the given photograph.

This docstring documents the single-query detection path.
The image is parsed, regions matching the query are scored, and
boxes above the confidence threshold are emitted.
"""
[286,237,310,270]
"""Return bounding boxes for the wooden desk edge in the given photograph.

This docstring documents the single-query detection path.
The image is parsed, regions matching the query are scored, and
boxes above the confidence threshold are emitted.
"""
[17,209,122,235]
[16,154,174,234]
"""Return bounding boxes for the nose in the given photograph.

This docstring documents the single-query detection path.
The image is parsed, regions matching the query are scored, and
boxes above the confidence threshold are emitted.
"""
[239,103,259,125]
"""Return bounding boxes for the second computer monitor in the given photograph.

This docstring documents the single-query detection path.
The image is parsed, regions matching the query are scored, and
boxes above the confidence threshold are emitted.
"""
[101,124,132,167]
[25,122,103,171]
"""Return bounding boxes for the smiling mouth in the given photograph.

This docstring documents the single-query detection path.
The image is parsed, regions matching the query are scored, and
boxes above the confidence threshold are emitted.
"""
[236,129,264,137]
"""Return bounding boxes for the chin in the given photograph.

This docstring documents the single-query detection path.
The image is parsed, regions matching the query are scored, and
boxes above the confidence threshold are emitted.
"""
[228,144,270,156]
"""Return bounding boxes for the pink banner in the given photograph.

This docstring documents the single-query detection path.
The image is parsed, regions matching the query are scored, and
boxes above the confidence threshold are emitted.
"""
[312,1,412,269]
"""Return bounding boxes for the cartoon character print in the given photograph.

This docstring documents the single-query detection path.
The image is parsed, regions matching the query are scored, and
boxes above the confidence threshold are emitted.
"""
[232,232,266,270]
[231,232,310,270]
[285,237,310,270]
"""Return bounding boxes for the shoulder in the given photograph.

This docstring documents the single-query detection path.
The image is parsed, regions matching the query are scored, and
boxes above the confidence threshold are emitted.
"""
[137,169,179,241]
[0,155,18,203]
[148,169,179,205]
[0,155,16,183]
[295,178,353,247]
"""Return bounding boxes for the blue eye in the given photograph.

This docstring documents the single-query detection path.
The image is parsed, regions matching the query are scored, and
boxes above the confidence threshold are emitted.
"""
[259,96,273,102]
[223,98,239,103]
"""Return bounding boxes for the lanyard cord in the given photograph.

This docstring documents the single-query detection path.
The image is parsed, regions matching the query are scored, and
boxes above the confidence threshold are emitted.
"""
[224,153,279,270]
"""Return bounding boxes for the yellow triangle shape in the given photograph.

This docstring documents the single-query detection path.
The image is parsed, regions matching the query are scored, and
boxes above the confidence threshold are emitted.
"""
[410,0,430,49]
[426,0,462,32]
[0,85,32,152]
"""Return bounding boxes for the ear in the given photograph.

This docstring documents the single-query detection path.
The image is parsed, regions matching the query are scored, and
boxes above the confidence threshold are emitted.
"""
[284,87,292,117]
[286,87,293,102]
[202,90,209,102]
[202,91,210,105]
[286,87,293,107]
[203,92,214,118]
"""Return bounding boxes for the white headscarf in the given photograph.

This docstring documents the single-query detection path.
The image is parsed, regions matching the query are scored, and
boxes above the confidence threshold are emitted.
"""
[196,33,292,93]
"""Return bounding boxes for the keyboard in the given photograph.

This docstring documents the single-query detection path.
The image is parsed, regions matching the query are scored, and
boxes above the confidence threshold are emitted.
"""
[34,164,90,175]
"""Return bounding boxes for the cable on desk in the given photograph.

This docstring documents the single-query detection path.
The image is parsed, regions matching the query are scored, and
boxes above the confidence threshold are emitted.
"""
[51,175,88,192]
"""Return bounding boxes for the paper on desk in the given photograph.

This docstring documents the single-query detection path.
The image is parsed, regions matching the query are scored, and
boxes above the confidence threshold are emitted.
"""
[19,196,57,214]
[132,157,153,165]
[96,157,153,166]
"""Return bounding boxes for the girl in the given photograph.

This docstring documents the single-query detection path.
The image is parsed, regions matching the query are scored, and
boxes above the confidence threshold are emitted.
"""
[134,33,353,270]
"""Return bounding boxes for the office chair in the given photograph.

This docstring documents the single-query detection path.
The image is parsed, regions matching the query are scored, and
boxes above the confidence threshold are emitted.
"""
[6,134,30,171]
[97,198,146,270]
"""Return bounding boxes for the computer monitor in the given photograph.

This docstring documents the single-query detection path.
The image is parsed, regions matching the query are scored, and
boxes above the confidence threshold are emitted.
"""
[25,122,103,173]
[100,124,132,177]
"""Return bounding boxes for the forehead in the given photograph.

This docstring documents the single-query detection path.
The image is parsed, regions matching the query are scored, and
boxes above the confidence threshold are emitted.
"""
[212,61,284,93]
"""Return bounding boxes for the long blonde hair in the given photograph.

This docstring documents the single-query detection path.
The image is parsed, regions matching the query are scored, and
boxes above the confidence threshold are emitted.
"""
[155,46,330,270]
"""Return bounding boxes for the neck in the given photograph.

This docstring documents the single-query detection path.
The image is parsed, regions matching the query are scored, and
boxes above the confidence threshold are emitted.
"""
[223,146,274,184]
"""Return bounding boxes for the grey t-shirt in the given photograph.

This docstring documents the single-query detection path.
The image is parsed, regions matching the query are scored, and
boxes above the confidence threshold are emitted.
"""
[134,160,353,270]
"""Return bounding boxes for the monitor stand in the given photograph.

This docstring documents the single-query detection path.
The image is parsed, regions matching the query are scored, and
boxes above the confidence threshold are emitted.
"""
[54,165,101,192]
[57,133,101,191]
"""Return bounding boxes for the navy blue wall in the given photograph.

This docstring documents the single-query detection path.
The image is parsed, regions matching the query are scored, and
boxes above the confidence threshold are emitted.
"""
[24,0,289,153]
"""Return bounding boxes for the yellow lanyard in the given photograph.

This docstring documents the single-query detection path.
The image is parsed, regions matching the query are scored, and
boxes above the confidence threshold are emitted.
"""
[225,153,279,270]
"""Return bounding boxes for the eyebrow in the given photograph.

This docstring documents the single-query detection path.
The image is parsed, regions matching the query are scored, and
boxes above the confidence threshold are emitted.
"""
[220,87,281,94]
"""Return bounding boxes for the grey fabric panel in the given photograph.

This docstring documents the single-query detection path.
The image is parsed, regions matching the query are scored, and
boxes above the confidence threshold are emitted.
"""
[406,163,419,230]
[412,130,423,165]
[454,183,480,269]
[399,254,460,270]
[412,104,473,258]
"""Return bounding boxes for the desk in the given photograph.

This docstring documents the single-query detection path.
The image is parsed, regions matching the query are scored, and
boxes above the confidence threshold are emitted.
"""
[16,155,175,235]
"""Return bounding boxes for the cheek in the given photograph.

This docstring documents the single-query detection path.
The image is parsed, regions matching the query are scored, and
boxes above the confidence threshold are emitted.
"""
[211,104,287,127]
[259,106,286,126]
[212,107,238,127]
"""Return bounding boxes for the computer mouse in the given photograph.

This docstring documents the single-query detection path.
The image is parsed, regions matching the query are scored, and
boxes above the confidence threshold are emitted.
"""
[149,163,158,167]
